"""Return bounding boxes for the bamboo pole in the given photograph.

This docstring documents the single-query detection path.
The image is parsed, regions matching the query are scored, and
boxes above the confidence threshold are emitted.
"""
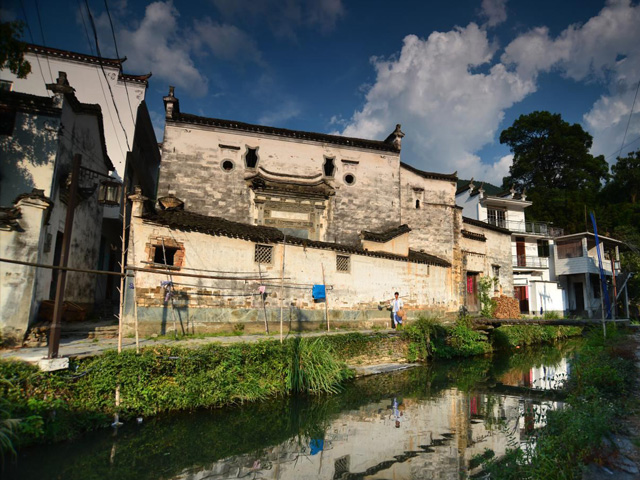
[257,261,269,334]
[322,263,329,332]
[117,186,128,354]
[113,186,128,428]
[280,235,286,344]
[133,271,140,353]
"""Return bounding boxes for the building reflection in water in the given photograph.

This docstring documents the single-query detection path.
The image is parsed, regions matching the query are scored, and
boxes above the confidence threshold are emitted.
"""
[172,359,570,480]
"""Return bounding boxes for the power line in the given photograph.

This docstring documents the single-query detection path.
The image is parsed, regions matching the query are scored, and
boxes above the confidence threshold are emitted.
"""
[77,0,95,55]
[83,0,131,151]
[605,135,640,161]
[76,0,126,161]
[18,0,50,97]
[103,0,136,126]
[33,0,54,84]
[617,78,640,160]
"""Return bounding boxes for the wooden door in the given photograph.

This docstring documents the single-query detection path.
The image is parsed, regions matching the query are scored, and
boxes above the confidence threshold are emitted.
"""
[465,273,479,311]
[514,286,529,314]
[516,237,526,267]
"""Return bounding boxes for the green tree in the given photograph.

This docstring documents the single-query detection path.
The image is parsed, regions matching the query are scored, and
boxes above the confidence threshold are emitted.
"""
[610,150,640,204]
[500,111,609,232]
[0,21,31,79]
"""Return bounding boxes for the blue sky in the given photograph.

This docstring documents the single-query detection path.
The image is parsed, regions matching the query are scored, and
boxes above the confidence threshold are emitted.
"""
[3,0,640,183]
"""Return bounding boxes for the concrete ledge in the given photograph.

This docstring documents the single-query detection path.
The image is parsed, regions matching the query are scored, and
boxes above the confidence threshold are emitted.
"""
[38,357,69,371]
[350,362,419,377]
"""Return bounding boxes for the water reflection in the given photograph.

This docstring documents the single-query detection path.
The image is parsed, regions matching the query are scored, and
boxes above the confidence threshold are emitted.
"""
[5,342,577,480]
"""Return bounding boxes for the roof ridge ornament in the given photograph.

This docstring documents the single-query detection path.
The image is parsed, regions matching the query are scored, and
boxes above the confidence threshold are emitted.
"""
[163,86,180,119]
[384,124,405,151]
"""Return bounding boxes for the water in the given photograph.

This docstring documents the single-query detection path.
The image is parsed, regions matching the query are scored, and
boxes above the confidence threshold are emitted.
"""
[5,342,577,480]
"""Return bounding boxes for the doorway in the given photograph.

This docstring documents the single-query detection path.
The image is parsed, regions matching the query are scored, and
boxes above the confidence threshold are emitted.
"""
[465,273,479,311]
[514,286,529,314]
[573,282,584,312]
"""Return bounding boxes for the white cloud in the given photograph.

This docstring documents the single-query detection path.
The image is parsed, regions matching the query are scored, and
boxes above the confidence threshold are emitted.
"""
[211,0,345,39]
[341,24,535,182]
[501,0,640,160]
[191,18,263,65]
[115,1,209,96]
[480,0,508,27]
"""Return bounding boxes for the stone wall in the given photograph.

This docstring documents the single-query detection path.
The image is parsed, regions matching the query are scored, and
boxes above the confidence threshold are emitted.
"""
[399,166,458,264]
[157,124,402,246]
[124,212,456,335]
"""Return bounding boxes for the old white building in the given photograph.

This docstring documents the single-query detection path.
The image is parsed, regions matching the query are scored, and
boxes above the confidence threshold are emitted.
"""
[122,88,513,335]
[0,75,112,342]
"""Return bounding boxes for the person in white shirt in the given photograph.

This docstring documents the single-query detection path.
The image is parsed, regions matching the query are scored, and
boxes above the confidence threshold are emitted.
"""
[390,292,404,328]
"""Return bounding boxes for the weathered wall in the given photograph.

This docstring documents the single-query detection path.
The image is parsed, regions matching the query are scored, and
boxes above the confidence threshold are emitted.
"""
[157,124,402,246]
[0,96,110,340]
[124,213,456,335]
[0,52,145,179]
[0,110,60,206]
[399,167,458,264]
[460,221,513,296]
[0,197,49,342]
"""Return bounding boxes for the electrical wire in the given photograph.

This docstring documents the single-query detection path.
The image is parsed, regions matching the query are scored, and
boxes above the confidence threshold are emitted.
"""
[18,0,50,97]
[83,0,131,151]
[103,0,136,126]
[34,0,54,84]
[605,135,640,161]
[617,78,640,160]
[77,0,95,55]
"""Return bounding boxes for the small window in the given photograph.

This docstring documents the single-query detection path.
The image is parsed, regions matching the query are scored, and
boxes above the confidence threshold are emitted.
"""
[254,244,273,264]
[0,80,12,92]
[221,160,235,172]
[415,199,420,209]
[492,265,500,292]
[245,148,258,168]
[323,157,335,177]
[336,254,350,272]
[154,246,178,265]
[537,240,550,258]
[343,173,355,186]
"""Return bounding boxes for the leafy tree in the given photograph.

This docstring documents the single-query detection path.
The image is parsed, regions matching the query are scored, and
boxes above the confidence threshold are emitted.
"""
[610,150,640,204]
[0,21,31,79]
[500,111,609,232]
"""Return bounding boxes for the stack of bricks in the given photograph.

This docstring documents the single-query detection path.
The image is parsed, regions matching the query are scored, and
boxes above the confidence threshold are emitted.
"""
[492,295,520,319]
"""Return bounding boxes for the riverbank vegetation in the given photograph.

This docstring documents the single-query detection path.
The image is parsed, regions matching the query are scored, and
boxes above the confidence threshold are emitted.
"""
[478,327,637,479]
[0,321,583,453]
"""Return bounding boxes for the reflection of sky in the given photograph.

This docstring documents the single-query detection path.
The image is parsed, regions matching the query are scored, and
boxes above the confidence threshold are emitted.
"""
[173,388,560,480]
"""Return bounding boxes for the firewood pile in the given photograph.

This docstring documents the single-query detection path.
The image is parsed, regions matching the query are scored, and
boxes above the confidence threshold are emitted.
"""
[492,295,520,319]
[23,321,49,347]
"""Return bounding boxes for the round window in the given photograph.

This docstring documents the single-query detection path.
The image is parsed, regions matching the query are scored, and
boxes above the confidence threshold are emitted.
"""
[344,173,356,185]
[221,160,235,172]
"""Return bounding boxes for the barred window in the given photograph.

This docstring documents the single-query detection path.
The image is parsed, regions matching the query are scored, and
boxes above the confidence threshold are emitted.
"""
[254,244,273,264]
[336,254,350,272]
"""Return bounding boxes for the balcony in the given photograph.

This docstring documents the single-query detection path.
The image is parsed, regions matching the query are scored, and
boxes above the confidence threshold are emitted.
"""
[487,219,563,237]
[513,255,549,269]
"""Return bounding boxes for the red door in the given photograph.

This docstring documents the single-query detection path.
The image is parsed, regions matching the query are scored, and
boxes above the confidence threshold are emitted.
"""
[516,237,526,267]
[514,286,529,314]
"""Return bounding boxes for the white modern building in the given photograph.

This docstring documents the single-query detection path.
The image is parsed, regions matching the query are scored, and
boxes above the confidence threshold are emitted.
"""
[456,180,566,315]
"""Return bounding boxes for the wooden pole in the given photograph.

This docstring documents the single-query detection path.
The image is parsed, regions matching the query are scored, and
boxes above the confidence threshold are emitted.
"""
[611,257,618,320]
[117,186,128,354]
[257,261,269,334]
[48,154,81,359]
[280,235,286,344]
[133,271,140,353]
[161,238,180,338]
[322,263,329,332]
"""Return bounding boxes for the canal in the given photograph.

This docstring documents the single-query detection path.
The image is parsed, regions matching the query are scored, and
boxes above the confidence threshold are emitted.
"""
[5,341,578,480]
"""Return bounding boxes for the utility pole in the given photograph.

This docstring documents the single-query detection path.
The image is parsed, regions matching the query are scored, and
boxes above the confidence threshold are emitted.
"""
[48,154,82,359]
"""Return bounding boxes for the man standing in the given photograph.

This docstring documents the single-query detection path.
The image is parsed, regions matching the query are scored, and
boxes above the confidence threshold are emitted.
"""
[390,292,404,328]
